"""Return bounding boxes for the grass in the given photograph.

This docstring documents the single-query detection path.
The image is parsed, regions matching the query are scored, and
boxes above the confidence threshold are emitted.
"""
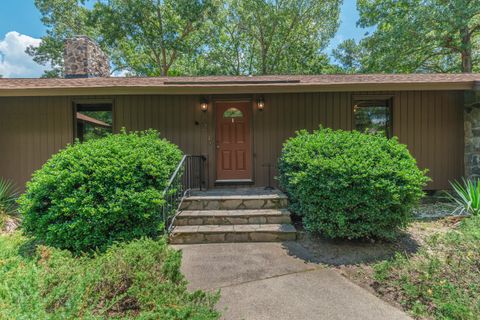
[373,216,480,319]
[0,233,220,319]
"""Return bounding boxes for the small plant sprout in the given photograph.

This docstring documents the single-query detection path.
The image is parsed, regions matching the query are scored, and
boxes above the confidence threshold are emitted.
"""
[446,178,480,216]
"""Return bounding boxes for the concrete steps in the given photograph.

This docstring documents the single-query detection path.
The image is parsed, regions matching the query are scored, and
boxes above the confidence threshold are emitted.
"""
[170,224,296,243]
[179,193,288,211]
[175,209,292,226]
[170,188,297,244]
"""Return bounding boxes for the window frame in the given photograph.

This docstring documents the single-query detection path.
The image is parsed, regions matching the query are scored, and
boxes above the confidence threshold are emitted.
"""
[352,96,393,138]
[73,99,114,142]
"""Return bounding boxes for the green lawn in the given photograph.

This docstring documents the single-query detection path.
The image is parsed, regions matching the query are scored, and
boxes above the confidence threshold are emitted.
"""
[0,233,219,320]
[373,216,480,319]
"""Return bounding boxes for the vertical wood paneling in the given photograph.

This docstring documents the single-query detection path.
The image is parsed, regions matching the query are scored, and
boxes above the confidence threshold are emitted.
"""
[253,92,351,187]
[0,96,73,190]
[0,90,464,191]
[391,91,463,189]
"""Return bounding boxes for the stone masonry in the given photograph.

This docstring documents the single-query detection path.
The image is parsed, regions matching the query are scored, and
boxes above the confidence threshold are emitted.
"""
[64,36,110,78]
[464,90,480,178]
[170,189,297,244]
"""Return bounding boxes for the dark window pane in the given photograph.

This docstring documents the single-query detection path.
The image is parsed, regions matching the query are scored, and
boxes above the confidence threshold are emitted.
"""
[354,100,392,137]
[75,103,113,142]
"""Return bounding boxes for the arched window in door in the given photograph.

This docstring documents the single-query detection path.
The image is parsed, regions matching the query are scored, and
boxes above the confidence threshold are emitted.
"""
[223,107,243,118]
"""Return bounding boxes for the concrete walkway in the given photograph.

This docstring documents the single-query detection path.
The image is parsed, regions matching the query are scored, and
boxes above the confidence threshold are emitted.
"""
[174,242,411,320]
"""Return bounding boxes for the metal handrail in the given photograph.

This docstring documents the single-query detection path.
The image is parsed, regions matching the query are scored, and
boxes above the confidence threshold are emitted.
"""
[161,155,206,233]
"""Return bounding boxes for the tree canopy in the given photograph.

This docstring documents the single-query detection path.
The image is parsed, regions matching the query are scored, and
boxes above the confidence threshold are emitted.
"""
[29,0,342,77]
[334,0,480,73]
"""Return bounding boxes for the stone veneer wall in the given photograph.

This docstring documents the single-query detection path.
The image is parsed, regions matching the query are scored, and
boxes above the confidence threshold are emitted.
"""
[464,90,480,178]
[64,36,110,78]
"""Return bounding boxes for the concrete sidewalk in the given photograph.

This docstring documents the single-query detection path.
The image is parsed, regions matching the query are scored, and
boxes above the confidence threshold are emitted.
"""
[174,242,410,320]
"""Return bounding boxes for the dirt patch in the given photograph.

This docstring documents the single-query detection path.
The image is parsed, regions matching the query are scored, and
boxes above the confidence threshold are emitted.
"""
[0,214,20,234]
[288,217,464,314]
[287,222,419,266]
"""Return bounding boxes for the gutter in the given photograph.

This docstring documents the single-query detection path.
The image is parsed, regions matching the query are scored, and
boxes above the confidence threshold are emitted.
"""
[0,82,476,97]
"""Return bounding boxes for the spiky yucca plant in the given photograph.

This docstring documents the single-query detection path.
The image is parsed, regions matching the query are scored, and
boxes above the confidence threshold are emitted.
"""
[446,178,480,216]
[0,178,19,231]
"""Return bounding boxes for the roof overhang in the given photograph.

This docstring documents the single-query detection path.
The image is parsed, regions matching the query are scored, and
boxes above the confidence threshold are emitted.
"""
[0,82,476,97]
[473,81,480,91]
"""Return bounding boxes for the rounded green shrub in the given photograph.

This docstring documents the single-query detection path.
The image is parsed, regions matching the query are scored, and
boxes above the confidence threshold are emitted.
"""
[278,128,429,240]
[19,130,182,253]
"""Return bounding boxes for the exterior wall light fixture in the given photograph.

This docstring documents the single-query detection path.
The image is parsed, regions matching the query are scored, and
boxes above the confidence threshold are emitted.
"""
[200,98,209,112]
[257,97,265,111]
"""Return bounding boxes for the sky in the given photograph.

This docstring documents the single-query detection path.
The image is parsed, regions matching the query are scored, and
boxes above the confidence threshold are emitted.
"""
[0,0,371,78]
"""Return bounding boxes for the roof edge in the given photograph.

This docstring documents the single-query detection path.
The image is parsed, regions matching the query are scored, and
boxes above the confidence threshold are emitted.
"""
[0,82,475,97]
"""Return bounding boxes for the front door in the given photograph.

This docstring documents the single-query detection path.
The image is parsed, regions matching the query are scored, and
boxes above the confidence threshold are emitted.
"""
[216,101,252,181]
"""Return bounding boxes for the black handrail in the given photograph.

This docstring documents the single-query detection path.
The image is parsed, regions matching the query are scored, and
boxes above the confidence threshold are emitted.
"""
[161,155,206,233]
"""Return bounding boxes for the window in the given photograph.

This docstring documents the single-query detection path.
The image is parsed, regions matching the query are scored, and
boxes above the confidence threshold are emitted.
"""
[354,99,392,137]
[75,102,113,142]
[223,107,243,118]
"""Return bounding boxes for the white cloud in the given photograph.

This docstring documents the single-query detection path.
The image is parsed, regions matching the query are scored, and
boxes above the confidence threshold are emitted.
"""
[0,31,49,78]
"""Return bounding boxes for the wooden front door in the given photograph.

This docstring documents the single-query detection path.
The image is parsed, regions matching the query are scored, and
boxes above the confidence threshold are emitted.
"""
[216,101,252,181]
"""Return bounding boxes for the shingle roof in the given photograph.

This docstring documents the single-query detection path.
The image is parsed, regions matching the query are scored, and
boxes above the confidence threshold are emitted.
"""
[1,74,479,96]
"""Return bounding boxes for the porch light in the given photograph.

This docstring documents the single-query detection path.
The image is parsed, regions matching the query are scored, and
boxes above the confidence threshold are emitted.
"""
[257,97,265,111]
[200,98,209,112]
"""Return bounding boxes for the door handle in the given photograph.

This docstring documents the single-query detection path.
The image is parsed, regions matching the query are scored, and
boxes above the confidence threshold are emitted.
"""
[216,145,220,149]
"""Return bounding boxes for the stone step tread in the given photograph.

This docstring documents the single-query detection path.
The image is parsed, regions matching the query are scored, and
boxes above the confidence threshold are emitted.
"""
[185,193,287,201]
[177,209,290,217]
[172,224,296,234]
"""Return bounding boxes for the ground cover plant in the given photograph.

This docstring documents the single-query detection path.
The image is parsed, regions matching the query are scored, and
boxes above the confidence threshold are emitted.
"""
[0,233,219,319]
[0,177,19,232]
[18,130,182,254]
[446,178,480,216]
[278,128,429,240]
[373,216,480,319]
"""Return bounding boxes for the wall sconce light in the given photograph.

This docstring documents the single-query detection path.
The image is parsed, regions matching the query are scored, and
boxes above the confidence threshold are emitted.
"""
[200,98,209,112]
[257,97,265,111]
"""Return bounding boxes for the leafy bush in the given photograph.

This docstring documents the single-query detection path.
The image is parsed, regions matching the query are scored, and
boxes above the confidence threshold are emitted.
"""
[0,177,19,232]
[446,178,480,216]
[373,216,480,319]
[19,130,183,253]
[278,128,428,239]
[0,234,220,319]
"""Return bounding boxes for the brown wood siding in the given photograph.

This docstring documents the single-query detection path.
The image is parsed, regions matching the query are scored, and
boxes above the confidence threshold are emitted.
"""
[392,91,464,190]
[0,96,73,190]
[253,92,353,188]
[114,94,210,181]
[0,91,464,190]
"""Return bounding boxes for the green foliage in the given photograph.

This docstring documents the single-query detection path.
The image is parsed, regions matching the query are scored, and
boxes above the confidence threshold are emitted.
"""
[0,234,220,319]
[373,216,480,319]
[446,178,480,216]
[30,0,341,77]
[0,178,18,217]
[200,0,341,75]
[0,178,18,230]
[278,128,428,240]
[336,0,480,73]
[91,0,217,76]
[18,130,183,254]
[27,0,97,78]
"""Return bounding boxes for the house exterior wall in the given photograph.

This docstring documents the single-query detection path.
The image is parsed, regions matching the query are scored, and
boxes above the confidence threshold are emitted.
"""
[0,90,464,191]
[0,96,73,188]
[464,90,480,178]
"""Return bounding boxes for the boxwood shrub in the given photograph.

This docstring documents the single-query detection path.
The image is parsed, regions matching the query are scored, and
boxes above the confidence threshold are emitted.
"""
[19,130,182,253]
[278,128,429,240]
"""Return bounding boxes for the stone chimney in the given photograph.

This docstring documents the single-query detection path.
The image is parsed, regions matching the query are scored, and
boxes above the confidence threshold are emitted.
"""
[63,36,110,78]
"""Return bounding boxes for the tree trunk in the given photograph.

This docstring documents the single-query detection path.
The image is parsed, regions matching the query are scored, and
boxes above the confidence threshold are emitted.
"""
[461,27,473,73]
